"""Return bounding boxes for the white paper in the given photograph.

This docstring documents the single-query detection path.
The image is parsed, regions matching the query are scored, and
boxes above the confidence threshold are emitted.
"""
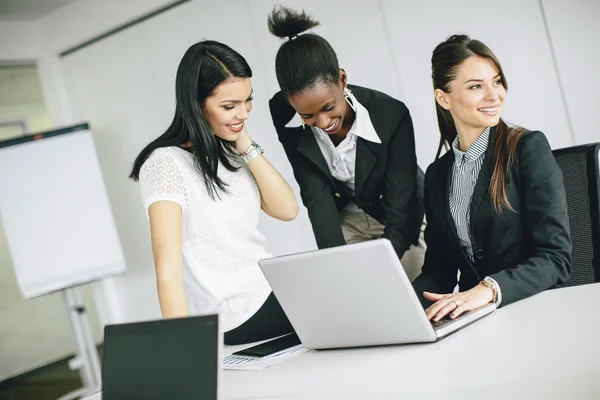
[222,344,309,370]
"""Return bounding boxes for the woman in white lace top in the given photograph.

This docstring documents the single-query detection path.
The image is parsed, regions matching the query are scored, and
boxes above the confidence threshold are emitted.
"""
[129,40,299,345]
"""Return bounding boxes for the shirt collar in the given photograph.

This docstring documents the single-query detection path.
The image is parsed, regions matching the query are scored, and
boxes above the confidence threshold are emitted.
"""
[285,95,382,144]
[452,127,490,162]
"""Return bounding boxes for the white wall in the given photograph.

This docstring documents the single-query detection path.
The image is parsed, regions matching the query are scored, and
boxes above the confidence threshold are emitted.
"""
[542,0,600,146]
[60,23,168,324]
[0,21,41,61]
[35,0,180,56]
[381,0,574,165]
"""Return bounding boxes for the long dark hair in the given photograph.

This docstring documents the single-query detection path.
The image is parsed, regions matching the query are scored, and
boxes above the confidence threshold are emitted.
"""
[129,40,252,198]
[432,34,526,212]
[267,5,339,97]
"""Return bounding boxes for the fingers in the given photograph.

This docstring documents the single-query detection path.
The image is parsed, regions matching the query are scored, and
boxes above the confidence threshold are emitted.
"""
[450,302,467,319]
[426,296,453,320]
[430,299,458,322]
[425,286,494,321]
[423,292,444,301]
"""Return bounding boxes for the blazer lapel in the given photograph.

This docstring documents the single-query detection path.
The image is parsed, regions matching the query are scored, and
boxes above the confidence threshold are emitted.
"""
[352,86,381,203]
[469,127,497,237]
[296,128,334,185]
[355,138,379,202]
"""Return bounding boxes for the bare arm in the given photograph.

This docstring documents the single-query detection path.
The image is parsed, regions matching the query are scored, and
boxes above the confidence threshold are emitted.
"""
[236,128,299,221]
[148,201,188,318]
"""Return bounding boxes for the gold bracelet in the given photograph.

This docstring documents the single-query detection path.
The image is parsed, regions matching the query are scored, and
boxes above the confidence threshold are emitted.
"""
[480,278,498,304]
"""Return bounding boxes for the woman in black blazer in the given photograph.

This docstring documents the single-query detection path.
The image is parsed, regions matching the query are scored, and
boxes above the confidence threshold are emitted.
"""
[413,34,571,322]
[267,6,425,279]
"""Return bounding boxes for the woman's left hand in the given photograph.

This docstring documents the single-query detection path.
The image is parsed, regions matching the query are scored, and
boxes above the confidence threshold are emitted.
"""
[423,284,494,322]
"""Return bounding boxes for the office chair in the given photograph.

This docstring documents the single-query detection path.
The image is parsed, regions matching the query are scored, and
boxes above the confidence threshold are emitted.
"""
[552,142,600,286]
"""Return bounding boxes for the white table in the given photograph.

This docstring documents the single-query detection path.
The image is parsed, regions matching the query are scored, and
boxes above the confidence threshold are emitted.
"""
[84,283,600,400]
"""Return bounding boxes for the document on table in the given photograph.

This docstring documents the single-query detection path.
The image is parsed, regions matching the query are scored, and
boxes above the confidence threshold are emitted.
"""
[222,344,309,370]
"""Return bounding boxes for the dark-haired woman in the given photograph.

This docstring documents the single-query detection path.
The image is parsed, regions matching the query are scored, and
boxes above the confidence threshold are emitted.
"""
[267,6,426,280]
[130,40,298,345]
[412,34,571,322]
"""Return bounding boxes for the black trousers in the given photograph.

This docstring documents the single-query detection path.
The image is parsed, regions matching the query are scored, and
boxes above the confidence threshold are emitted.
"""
[224,292,294,345]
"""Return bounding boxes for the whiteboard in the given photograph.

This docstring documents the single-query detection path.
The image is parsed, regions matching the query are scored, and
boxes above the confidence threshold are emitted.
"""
[0,124,126,299]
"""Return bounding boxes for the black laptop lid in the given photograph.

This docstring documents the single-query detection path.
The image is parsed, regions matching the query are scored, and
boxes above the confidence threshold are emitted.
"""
[101,314,218,400]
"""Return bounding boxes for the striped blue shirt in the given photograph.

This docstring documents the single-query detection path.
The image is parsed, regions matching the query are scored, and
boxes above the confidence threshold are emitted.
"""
[449,127,490,261]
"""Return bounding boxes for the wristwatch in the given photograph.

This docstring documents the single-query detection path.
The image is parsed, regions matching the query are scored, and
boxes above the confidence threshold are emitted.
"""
[480,276,499,304]
[241,142,264,164]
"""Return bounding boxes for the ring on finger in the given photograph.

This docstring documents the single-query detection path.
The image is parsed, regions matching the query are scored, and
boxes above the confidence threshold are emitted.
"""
[451,299,458,307]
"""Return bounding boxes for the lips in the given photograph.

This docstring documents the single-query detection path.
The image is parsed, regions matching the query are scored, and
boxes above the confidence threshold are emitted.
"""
[227,121,244,133]
[478,105,500,115]
[323,118,339,133]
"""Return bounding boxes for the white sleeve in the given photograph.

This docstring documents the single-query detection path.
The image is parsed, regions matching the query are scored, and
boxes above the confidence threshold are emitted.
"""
[139,150,187,218]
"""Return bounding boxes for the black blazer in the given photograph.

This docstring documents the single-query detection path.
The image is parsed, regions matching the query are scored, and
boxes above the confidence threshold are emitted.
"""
[412,128,571,307]
[269,85,424,258]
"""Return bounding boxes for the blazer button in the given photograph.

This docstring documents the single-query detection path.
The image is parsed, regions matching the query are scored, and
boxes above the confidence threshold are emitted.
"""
[379,194,383,199]
[334,192,341,198]
[474,249,484,260]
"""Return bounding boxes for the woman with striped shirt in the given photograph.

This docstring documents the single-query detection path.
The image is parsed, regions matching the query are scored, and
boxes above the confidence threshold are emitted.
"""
[412,34,571,322]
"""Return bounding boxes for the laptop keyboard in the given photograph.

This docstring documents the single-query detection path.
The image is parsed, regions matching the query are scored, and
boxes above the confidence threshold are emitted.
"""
[430,311,472,329]
[431,317,456,328]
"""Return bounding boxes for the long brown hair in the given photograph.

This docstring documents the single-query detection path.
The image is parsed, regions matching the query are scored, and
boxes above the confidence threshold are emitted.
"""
[431,34,526,212]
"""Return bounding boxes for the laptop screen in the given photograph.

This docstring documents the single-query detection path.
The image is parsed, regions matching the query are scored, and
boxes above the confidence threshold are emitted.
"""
[102,314,219,400]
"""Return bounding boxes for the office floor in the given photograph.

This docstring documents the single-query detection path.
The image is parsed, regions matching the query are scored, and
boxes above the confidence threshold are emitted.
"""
[0,346,102,400]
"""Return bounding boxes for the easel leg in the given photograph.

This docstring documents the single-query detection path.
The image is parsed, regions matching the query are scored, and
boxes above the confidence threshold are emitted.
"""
[57,286,102,399]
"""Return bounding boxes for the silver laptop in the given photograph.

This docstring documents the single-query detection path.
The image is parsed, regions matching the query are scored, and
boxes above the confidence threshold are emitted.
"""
[259,239,496,350]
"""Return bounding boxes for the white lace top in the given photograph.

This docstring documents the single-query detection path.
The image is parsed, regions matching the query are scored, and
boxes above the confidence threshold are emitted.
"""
[139,146,271,331]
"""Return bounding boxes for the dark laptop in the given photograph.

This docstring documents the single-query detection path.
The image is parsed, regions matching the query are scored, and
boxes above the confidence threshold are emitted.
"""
[101,314,219,400]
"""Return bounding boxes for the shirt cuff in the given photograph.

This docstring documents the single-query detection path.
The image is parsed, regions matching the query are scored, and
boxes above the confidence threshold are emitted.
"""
[485,276,502,306]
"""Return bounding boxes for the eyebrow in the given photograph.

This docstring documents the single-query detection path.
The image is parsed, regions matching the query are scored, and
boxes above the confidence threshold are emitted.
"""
[219,89,253,104]
[464,74,501,84]
[300,101,335,116]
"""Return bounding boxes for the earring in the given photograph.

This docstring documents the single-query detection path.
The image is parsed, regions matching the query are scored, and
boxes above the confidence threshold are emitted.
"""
[344,87,357,112]
[301,118,306,129]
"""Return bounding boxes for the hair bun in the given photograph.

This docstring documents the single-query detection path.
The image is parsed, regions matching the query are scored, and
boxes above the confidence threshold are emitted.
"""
[267,5,320,39]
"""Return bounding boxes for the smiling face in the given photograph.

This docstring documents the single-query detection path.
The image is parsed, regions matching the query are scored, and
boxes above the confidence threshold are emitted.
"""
[287,70,354,139]
[202,77,253,141]
[435,55,507,138]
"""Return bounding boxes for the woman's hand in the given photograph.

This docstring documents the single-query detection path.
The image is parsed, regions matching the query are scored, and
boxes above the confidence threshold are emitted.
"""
[423,283,494,321]
[234,125,299,221]
[235,126,254,154]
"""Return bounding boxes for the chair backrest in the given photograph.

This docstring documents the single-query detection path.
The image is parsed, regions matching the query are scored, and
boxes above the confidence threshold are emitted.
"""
[552,142,600,286]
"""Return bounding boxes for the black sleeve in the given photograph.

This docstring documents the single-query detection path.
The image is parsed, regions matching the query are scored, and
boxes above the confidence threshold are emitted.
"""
[411,163,460,307]
[490,131,572,306]
[380,109,421,258]
[268,94,346,249]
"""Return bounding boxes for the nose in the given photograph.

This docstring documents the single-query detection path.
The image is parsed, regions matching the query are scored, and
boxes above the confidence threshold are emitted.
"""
[485,89,500,103]
[236,105,249,120]
[315,113,331,130]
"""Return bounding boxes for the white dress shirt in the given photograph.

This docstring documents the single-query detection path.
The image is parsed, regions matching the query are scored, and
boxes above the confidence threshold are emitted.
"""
[295,94,382,211]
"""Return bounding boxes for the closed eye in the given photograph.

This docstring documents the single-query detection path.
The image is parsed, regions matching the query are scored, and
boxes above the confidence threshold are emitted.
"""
[301,103,334,119]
